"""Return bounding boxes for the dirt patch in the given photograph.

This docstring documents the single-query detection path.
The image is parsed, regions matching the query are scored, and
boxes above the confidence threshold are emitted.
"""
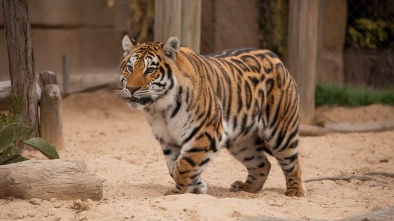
[1,89,393,220]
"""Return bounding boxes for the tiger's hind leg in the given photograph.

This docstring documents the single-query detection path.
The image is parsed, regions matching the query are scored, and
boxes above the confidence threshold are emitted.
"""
[267,137,306,197]
[275,147,305,197]
[228,135,272,193]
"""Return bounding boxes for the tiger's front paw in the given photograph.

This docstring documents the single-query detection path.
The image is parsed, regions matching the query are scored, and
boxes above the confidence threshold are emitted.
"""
[164,183,207,195]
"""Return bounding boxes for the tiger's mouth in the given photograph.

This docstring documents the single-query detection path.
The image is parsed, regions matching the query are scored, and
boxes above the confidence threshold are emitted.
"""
[128,97,152,105]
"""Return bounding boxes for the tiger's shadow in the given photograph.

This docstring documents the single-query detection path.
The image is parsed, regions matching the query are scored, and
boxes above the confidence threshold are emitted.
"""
[120,183,285,199]
[207,186,285,199]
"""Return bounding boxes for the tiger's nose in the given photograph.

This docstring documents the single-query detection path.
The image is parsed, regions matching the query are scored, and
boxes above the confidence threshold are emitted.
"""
[126,86,140,95]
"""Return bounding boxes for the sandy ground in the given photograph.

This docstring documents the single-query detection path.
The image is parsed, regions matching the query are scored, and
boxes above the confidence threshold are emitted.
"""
[1,89,394,221]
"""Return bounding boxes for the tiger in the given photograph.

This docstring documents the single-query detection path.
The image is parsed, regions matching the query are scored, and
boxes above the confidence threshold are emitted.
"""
[117,35,306,197]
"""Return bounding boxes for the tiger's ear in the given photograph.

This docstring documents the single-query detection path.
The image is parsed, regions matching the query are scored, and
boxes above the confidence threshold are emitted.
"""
[122,35,138,57]
[163,37,180,59]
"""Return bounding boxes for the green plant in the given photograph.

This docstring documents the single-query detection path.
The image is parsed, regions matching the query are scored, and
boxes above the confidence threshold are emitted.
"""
[0,97,59,165]
[347,18,393,50]
[260,0,289,58]
[315,84,394,107]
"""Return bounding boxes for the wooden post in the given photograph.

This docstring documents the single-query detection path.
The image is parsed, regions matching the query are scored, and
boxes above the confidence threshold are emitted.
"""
[154,0,182,42]
[287,0,320,125]
[2,0,38,134]
[154,0,201,53]
[39,71,64,150]
[181,0,201,54]
[62,54,70,96]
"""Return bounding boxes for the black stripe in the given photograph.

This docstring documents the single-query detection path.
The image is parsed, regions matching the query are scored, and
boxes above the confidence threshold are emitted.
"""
[199,158,210,166]
[180,170,191,175]
[240,114,248,133]
[164,63,174,89]
[190,173,200,180]
[285,152,298,163]
[277,127,298,152]
[244,81,252,110]
[244,156,255,161]
[248,76,260,87]
[187,147,208,153]
[181,111,210,146]
[171,87,183,118]
[182,157,196,167]
[284,164,295,173]
[241,55,261,73]
[209,139,217,152]
[265,51,278,59]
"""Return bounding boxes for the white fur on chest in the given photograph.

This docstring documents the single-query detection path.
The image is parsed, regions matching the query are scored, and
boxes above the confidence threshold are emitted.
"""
[144,105,189,146]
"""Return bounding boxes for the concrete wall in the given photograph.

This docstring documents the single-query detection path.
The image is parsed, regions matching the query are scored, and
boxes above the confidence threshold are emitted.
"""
[0,0,125,82]
[316,0,347,84]
[201,0,261,55]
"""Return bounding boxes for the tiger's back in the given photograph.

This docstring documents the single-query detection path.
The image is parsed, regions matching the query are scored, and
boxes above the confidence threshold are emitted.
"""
[119,36,305,197]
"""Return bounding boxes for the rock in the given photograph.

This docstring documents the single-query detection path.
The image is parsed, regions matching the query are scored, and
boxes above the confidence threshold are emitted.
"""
[29,198,41,205]
[231,211,241,217]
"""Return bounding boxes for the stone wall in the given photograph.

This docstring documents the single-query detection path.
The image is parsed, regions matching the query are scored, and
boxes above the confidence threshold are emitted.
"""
[344,49,394,89]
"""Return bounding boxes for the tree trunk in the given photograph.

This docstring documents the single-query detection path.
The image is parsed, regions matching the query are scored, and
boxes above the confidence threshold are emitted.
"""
[0,160,103,201]
[2,0,38,135]
[287,0,320,125]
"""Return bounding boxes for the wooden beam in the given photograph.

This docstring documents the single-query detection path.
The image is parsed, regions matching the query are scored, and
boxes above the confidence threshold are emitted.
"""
[287,0,320,125]
[0,81,41,111]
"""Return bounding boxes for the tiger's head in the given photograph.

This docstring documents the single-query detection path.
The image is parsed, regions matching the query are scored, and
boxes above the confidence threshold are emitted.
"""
[118,35,181,109]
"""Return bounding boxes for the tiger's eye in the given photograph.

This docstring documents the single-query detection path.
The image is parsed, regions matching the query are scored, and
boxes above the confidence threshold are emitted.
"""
[126,65,133,73]
[147,67,155,74]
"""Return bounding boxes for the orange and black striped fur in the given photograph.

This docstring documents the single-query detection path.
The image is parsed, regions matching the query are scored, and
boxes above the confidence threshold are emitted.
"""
[118,36,306,197]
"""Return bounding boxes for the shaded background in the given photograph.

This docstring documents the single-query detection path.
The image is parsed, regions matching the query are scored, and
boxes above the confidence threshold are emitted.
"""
[1,0,393,91]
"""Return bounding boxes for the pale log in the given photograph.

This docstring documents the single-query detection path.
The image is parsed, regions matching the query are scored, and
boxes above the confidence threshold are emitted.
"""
[299,121,394,136]
[323,121,394,133]
[0,160,103,201]
[0,80,41,111]
[39,84,64,150]
[299,124,333,136]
